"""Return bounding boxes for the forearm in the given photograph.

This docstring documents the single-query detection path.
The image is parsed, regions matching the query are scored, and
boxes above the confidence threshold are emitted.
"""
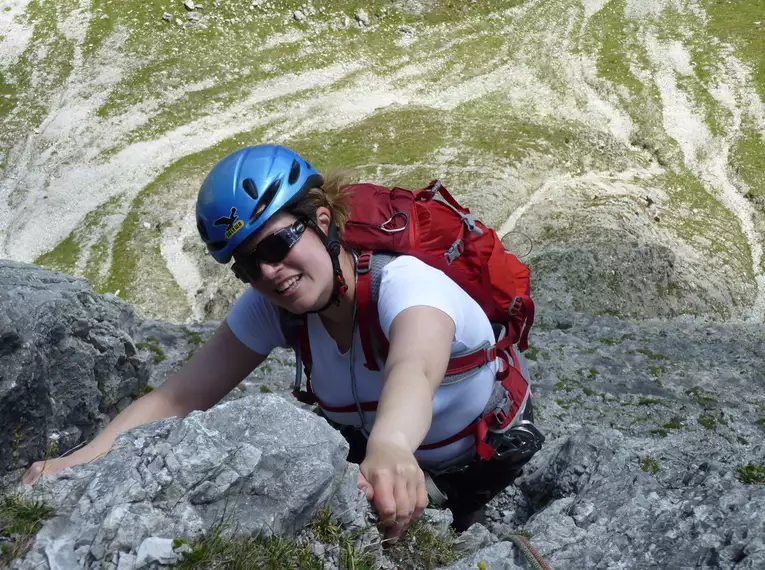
[368,363,435,453]
[63,388,183,465]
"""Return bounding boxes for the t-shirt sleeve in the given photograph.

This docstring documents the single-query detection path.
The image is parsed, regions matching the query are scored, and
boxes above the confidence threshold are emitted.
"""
[376,256,462,341]
[225,288,288,355]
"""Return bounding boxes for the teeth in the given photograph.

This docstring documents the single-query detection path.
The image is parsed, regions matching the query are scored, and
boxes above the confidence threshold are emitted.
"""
[277,275,300,292]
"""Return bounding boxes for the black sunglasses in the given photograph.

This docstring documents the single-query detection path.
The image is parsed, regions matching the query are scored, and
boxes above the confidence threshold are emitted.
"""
[232,219,308,283]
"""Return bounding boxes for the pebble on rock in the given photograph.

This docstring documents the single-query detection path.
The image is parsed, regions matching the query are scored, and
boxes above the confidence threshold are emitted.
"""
[355,9,370,26]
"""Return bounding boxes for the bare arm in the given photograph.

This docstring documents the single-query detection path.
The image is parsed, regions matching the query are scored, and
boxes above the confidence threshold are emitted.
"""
[368,306,454,452]
[358,306,455,536]
[24,321,265,483]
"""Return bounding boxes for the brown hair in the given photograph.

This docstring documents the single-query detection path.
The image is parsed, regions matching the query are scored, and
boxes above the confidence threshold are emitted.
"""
[287,169,355,234]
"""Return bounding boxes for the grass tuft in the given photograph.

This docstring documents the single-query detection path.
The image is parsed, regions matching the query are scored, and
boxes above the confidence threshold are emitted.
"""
[386,519,461,570]
[737,464,765,485]
[136,340,166,364]
[639,457,660,474]
[0,494,55,567]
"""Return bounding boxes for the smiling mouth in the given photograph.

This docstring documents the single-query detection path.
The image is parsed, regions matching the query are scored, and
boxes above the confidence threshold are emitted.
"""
[275,275,302,294]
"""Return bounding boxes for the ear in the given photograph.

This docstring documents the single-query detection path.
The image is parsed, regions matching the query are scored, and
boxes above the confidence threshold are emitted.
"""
[315,206,332,234]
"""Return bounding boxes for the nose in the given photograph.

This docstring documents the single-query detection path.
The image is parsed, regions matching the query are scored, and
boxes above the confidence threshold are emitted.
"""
[258,261,282,282]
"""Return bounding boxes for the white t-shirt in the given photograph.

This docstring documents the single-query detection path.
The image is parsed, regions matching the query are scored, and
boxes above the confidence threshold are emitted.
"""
[226,255,499,466]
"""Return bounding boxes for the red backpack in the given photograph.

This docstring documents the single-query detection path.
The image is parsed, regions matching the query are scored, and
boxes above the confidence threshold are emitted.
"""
[286,180,536,461]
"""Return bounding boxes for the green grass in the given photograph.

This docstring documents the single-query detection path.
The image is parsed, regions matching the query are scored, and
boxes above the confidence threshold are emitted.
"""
[136,340,166,364]
[171,506,378,570]
[34,233,81,275]
[524,346,540,361]
[639,457,660,474]
[701,0,765,104]
[182,327,203,345]
[698,414,717,430]
[0,494,55,567]
[386,519,461,570]
[737,464,765,485]
[734,130,765,199]
[663,416,684,430]
[0,0,77,159]
[600,334,635,345]
[686,387,717,411]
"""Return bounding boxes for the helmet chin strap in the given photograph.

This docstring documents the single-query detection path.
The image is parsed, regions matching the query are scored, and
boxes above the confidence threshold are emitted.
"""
[305,214,350,314]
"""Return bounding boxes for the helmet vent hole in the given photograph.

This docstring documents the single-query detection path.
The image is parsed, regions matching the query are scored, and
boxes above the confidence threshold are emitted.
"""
[288,160,301,185]
[250,178,281,224]
[242,178,258,200]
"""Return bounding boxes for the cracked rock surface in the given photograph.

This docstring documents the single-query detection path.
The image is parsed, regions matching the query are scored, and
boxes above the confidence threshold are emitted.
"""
[14,394,371,570]
[0,261,148,474]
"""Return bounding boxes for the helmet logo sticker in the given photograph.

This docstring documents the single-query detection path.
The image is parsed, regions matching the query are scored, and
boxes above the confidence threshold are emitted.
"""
[214,207,244,239]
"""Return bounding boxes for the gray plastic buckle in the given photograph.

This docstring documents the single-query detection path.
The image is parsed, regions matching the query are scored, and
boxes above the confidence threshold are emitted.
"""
[444,239,464,264]
[461,213,484,236]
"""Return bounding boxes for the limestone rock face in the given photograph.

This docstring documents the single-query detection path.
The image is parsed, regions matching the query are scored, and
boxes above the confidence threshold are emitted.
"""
[14,394,370,570]
[517,428,765,569]
[0,261,148,473]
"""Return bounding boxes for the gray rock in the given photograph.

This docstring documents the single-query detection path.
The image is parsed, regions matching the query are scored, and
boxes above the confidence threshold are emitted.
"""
[435,541,524,570]
[14,395,360,569]
[421,508,453,539]
[186,11,201,22]
[133,319,297,404]
[0,261,148,474]
[135,537,180,567]
[183,0,195,10]
[162,12,172,21]
[355,9,370,26]
[518,428,765,569]
[453,523,497,555]
[293,10,306,22]
[398,25,414,34]
[115,552,137,570]
[389,0,439,15]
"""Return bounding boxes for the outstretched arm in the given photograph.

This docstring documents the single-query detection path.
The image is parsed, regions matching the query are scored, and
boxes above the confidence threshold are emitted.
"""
[358,305,454,539]
[23,321,265,484]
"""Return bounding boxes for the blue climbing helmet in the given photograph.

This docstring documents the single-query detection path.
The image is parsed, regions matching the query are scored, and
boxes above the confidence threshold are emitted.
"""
[196,145,324,263]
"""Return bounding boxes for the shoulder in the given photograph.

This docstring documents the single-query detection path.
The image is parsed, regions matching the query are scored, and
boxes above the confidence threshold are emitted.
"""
[226,287,288,351]
[376,255,468,338]
[378,255,459,290]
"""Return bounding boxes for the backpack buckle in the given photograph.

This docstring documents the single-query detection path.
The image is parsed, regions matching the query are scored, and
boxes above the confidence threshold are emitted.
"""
[461,213,484,236]
[444,239,464,264]
[357,252,372,274]
[508,296,523,316]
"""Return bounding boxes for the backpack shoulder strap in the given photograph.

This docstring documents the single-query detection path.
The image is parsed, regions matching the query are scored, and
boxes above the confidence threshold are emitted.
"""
[278,307,315,404]
[356,251,396,371]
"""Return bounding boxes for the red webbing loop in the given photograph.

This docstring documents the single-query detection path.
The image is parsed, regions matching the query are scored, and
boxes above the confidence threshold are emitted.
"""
[446,347,496,375]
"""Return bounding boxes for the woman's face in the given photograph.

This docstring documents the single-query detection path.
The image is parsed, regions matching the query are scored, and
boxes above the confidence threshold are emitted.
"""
[238,209,334,313]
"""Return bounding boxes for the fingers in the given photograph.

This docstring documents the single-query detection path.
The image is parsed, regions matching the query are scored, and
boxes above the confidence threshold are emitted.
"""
[22,462,43,486]
[372,474,398,526]
[357,471,374,500]
[413,475,428,521]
